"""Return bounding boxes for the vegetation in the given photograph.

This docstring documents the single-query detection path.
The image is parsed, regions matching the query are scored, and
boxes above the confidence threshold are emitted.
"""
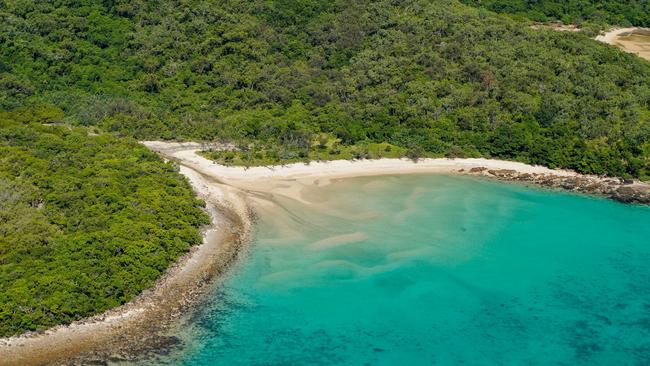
[0,107,209,336]
[460,0,650,27]
[1,0,649,179]
[1,0,650,336]
[200,138,409,167]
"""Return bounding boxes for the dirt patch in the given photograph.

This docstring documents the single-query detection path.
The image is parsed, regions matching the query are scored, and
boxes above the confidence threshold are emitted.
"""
[596,27,650,62]
[531,23,581,32]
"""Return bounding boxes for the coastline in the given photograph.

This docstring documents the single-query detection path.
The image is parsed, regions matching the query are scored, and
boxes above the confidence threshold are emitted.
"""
[596,27,639,43]
[2,140,649,365]
[144,141,650,205]
[0,162,253,365]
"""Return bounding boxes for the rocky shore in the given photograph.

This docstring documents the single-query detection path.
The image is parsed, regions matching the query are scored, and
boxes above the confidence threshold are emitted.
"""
[0,165,254,366]
[465,167,650,205]
[3,142,648,366]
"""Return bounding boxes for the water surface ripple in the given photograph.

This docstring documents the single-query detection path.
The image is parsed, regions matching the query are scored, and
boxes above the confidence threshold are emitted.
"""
[167,175,650,365]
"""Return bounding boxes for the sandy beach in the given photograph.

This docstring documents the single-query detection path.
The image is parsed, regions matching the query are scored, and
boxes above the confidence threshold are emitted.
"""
[142,141,578,201]
[144,142,576,181]
[143,141,650,204]
[596,27,650,61]
[2,140,648,365]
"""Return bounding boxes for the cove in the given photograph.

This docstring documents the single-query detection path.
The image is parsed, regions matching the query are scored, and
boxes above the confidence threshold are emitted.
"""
[166,174,650,365]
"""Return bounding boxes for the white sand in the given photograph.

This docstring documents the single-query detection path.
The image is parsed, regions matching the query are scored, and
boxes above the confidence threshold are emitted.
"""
[596,27,650,61]
[141,141,593,207]
[145,141,650,208]
[143,141,578,186]
[596,27,637,43]
[0,140,628,365]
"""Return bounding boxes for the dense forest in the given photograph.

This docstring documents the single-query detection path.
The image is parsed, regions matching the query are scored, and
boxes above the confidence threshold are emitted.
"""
[460,0,650,27]
[1,0,649,178]
[1,0,650,336]
[0,107,208,336]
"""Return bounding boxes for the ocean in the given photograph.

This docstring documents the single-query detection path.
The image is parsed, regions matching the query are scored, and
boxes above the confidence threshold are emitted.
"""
[161,174,650,365]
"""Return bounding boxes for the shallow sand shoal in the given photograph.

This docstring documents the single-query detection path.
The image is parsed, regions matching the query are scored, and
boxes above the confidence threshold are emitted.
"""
[2,139,648,365]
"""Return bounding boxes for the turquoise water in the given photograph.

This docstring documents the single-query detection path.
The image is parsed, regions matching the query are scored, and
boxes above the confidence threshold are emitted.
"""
[175,175,650,365]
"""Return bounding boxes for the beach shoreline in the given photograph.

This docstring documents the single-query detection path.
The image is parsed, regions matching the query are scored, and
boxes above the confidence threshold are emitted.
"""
[144,141,576,180]
[0,159,254,365]
[2,140,649,365]
[144,141,650,205]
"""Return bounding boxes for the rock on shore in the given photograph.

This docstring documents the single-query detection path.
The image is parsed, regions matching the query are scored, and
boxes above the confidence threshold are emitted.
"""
[467,167,650,205]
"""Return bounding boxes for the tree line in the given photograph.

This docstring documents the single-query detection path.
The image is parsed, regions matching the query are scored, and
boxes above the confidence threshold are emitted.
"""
[1,0,649,178]
[2,0,648,178]
[460,0,650,27]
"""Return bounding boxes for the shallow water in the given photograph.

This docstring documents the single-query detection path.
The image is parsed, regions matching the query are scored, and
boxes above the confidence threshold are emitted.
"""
[166,175,650,365]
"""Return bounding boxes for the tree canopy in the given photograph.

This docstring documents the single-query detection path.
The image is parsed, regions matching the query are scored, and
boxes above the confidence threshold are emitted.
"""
[460,0,650,27]
[0,107,209,336]
[1,0,650,336]
[1,0,648,178]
